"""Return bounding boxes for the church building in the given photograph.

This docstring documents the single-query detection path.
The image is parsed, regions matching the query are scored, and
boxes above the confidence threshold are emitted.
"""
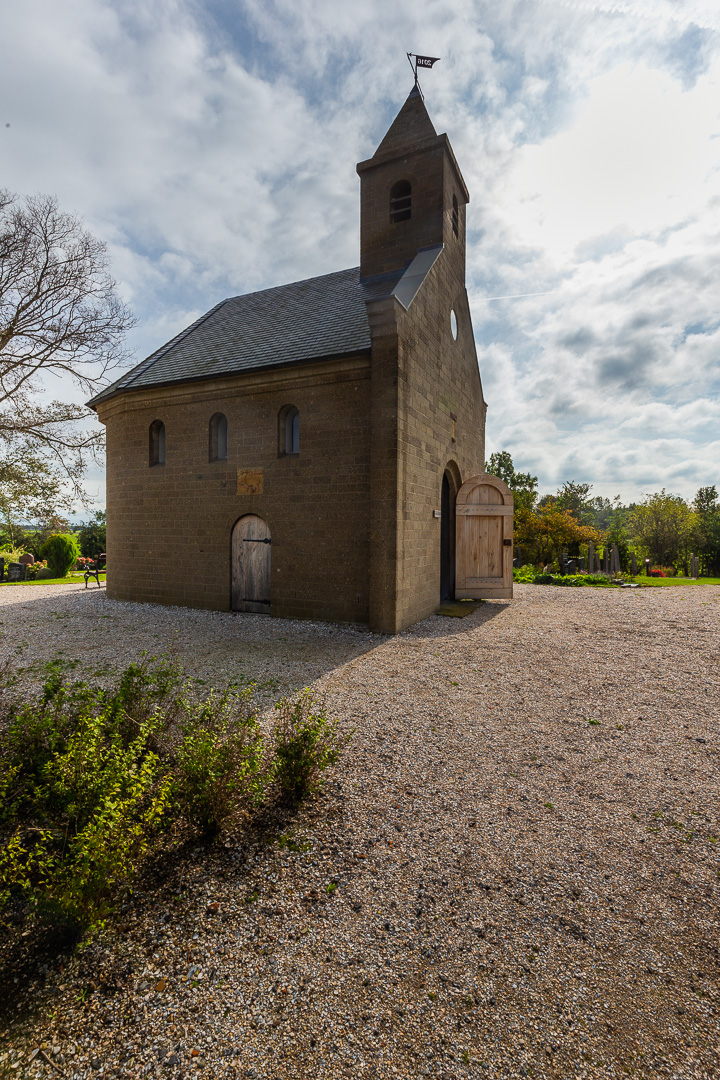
[89,87,490,634]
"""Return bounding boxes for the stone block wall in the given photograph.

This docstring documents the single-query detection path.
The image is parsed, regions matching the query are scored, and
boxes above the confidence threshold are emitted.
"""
[382,246,486,633]
[98,356,372,623]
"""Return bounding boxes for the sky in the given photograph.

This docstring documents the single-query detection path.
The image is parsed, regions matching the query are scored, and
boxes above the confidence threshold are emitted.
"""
[1,0,719,510]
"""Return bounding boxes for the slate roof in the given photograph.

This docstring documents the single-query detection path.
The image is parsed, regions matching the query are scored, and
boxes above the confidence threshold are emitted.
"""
[88,266,404,408]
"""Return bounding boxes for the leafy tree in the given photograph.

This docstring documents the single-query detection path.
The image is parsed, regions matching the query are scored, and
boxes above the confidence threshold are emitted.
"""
[629,491,696,570]
[515,499,604,565]
[0,451,74,548]
[692,486,720,574]
[554,481,594,525]
[0,190,133,489]
[77,510,106,558]
[485,450,538,513]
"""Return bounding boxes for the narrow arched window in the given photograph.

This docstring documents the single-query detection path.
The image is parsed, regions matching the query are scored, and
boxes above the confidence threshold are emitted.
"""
[390,180,411,223]
[149,420,165,466]
[279,405,299,456]
[286,407,299,454]
[452,194,459,237]
[209,412,228,461]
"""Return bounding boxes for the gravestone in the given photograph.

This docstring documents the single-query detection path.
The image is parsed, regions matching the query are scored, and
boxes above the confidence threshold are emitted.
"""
[587,542,594,574]
[611,544,621,575]
[0,557,4,581]
[567,559,577,574]
[7,563,26,582]
[579,557,586,571]
[18,553,35,565]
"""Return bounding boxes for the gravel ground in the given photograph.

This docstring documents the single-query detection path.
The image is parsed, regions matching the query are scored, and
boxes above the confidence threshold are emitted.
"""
[1,581,719,1080]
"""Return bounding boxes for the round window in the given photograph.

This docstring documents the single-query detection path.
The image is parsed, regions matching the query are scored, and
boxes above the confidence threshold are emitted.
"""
[450,309,458,340]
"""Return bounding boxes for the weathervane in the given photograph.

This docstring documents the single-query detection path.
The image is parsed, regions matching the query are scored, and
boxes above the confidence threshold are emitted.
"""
[407,52,441,97]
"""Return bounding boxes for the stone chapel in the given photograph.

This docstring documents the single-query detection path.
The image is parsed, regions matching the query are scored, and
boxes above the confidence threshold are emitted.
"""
[89,86,491,633]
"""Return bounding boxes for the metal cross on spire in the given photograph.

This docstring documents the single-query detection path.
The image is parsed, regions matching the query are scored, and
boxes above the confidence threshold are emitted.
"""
[407,52,441,97]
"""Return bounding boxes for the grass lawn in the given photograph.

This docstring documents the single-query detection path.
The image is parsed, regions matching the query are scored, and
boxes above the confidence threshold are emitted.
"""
[625,575,720,587]
[0,573,106,587]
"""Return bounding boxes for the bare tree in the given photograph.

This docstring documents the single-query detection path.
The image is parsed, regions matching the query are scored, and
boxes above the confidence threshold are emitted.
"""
[0,189,134,487]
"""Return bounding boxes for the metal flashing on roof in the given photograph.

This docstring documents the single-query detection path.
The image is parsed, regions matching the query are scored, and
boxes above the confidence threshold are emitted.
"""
[392,245,443,310]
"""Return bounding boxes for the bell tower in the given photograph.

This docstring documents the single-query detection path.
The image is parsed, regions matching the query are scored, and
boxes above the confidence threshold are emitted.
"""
[356,86,469,281]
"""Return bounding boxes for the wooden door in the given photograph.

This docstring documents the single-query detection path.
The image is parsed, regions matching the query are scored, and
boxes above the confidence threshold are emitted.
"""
[455,473,513,600]
[231,515,271,613]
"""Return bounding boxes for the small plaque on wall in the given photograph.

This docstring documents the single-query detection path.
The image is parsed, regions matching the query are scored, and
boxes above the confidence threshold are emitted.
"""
[237,468,263,495]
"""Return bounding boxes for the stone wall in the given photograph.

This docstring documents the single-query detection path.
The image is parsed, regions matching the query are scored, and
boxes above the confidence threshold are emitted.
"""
[366,245,486,634]
[98,355,373,623]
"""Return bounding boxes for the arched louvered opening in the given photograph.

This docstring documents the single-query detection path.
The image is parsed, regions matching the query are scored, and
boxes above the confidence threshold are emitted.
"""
[209,412,228,461]
[389,180,412,223]
[149,420,165,466]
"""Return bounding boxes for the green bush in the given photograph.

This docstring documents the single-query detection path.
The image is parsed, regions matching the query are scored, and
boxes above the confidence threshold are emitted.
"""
[514,568,618,588]
[173,689,267,835]
[41,533,80,577]
[271,690,349,804]
[512,564,538,583]
[0,662,177,926]
[0,660,347,928]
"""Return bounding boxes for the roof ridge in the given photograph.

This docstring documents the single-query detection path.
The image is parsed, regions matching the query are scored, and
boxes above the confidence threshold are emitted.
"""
[223,265,360,305]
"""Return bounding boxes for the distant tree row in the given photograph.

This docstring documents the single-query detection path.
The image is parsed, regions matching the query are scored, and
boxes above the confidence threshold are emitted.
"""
[0,511,106,561]
[486,451,720,575]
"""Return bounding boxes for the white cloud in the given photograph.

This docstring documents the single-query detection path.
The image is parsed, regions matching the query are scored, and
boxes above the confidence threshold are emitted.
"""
[1,0,719,511]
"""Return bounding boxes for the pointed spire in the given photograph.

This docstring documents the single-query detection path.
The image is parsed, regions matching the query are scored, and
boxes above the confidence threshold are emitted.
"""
[372,86,438,161]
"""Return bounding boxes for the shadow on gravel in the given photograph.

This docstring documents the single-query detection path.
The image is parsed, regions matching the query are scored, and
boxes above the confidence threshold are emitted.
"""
[0,586,386,699]
[408,600,510,638]
[0,791,317,1030]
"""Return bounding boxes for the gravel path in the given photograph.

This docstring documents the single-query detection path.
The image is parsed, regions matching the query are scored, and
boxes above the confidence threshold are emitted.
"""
[1,582,719,1080]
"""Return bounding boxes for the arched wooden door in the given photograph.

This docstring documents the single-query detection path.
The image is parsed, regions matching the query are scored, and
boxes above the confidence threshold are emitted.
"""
[455,474,514,599]
[231,515,271,613]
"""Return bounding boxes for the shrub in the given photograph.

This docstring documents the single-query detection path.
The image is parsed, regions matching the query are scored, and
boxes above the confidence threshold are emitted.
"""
[512,564,538,583]
[0,664,176,926]
[172,689,267,835]
[41,533,80,577]
[0,660,349,928]
[520,571,617,588]
[271,690,349,804]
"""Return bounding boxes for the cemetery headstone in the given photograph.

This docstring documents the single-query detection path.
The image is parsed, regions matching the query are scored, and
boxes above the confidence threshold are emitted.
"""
[587,542,594,574]
[7,563,25,582]
[0,557,4,581]
[18,553,34,565]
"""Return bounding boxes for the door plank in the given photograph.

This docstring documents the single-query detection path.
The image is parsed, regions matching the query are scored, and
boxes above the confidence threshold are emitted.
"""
[232,515,271,613]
